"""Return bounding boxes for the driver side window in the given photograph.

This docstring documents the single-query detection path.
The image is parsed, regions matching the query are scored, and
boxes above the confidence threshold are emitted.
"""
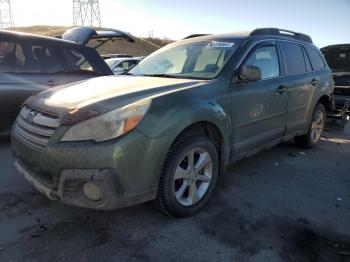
[244,46,280,80]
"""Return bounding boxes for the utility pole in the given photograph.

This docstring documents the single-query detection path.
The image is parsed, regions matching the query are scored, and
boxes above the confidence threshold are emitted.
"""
[148,30,154,38]
[73,0,101,27]
[0,0,14,29]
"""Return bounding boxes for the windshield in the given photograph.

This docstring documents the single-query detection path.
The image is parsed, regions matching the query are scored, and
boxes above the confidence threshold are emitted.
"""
[129,40,239,79]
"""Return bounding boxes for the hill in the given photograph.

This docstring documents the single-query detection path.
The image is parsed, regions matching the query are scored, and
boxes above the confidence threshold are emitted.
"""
[7,25,173,56]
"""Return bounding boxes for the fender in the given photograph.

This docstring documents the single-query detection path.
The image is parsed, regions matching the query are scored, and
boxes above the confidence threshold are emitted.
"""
[139,99,231,139]
[137,99,232,174]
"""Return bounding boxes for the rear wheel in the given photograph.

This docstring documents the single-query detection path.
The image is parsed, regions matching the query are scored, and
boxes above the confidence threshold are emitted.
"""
[295,103,326,148]
[157,134,219,217]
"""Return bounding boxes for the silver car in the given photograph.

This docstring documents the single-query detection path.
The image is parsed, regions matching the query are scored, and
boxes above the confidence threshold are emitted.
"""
[105,57,142,75]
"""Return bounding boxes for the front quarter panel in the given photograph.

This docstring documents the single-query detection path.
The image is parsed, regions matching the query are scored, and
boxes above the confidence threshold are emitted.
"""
[137,81,232,146]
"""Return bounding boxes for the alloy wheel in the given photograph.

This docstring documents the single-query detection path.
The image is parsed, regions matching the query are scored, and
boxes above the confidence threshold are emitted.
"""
[310,109,324,142]
[173,148,213,206]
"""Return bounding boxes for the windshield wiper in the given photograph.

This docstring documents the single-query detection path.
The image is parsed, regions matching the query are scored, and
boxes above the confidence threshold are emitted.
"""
[142,74,182,78]
[142,74,203,79]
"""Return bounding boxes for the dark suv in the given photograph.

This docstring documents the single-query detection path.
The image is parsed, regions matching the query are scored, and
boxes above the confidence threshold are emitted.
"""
[12,28,333,217]
[0,26,134,135]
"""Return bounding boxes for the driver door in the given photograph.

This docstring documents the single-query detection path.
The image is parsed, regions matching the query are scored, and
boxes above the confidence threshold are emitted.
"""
[230,41,288,155]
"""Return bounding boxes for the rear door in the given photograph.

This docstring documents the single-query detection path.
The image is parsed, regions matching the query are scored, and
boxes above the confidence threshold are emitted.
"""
[279,41,315,133]
[231,41,288,154]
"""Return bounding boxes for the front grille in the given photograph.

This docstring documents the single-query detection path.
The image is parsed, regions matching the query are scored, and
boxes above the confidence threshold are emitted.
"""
[14,106,60,150]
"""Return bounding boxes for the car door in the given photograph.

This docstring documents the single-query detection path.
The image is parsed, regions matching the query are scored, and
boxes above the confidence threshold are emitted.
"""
[278,41,315,133]
[230,41,288,155]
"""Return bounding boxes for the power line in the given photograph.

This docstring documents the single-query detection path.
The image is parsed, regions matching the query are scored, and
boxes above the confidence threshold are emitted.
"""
[73,0,101,27]
[0,0,14,29]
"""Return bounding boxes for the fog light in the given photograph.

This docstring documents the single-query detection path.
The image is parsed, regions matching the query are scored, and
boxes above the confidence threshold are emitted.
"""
[83,182,102,201]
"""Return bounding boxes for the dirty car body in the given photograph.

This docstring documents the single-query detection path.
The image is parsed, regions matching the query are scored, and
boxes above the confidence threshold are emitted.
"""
[0,27,134,136]
[12,28,334,216]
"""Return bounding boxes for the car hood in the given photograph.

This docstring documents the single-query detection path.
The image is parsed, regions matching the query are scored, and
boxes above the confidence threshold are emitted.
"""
[25,75,206,124]
[321,44,350,73]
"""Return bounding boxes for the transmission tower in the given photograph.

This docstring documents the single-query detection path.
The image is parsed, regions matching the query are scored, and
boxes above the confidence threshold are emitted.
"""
[0,0,14,29]
[73,0,101,27]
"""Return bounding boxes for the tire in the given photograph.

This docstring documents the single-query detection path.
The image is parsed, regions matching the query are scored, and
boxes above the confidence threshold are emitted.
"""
[295,103,326,148]
[157,134,219,217]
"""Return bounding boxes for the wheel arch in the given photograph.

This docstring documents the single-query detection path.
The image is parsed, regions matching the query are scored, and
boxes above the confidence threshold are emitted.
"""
[168,120,230,176]
[317,95,332,113]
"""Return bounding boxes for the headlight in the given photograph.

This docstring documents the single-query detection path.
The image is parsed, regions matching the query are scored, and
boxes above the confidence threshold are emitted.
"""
[61,99,151,142]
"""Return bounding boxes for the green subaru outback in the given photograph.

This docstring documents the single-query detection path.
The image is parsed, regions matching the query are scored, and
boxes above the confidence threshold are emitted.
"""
[12,28,333,217]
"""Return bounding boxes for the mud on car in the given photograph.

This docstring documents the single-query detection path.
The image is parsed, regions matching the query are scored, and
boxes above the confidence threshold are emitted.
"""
[12,28,334,217]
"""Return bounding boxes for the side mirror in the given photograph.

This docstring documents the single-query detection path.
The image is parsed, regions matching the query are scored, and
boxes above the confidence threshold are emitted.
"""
[238,65,262,82]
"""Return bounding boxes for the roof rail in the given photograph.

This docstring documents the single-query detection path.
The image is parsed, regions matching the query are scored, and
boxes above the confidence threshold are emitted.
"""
[250,28,313,44]
[183,34,211,40]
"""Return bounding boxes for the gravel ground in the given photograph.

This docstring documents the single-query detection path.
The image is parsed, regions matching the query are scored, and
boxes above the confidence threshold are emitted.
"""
[0,122,349,262]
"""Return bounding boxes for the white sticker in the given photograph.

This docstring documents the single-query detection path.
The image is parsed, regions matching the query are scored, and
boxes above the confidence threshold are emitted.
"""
[207,41,235,48]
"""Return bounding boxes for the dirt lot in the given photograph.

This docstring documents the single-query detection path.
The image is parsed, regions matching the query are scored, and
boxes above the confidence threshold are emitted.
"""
[0,123,349,262]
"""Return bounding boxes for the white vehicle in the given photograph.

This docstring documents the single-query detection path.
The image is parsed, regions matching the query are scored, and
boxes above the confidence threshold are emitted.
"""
[105,57,142,75]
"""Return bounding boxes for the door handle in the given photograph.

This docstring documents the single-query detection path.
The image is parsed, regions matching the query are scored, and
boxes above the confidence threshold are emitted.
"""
[311,78,319,86]
[276,85,288,94]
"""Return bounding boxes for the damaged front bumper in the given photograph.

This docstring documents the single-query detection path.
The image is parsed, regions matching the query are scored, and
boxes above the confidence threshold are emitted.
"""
[14,160,156,210]
[12,128,172,210]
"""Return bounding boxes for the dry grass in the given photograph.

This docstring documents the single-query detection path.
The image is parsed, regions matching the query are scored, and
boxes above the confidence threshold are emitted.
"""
[7,25,173,56]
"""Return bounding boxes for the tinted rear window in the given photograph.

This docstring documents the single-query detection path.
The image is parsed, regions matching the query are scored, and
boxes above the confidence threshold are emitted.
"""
[279,41,306,75]
[0,40,64,73]
[305,46,325,71]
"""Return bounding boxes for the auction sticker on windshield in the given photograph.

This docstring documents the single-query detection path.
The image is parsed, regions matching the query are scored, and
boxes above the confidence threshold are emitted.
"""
[207,41,235,48]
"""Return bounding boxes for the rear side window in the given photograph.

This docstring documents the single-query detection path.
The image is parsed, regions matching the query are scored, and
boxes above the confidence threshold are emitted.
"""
[305,46,325,71]
[243,45,280,79]
[25,44,64,73]
[302,47,312,72]
[0,40,65,74]
[0,41,25,72]
[279,41,306,75]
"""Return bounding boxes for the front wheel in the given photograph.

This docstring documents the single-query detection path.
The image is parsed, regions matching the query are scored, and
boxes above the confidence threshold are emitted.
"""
[295,103,326,148]
[157,134,219,217]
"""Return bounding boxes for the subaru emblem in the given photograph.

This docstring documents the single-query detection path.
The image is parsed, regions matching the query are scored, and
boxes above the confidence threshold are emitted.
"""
[27,111,37,123]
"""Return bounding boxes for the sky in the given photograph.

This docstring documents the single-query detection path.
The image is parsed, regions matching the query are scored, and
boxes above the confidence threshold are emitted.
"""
[8,0,350,47]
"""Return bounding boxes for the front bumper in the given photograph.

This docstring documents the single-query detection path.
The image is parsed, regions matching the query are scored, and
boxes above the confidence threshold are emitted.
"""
[12,128,173,210]
[14,160,156,209]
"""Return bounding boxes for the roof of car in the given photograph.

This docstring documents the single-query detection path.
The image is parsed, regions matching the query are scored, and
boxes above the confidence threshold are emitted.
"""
[0,29,78,46]
[181,28,314,45]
